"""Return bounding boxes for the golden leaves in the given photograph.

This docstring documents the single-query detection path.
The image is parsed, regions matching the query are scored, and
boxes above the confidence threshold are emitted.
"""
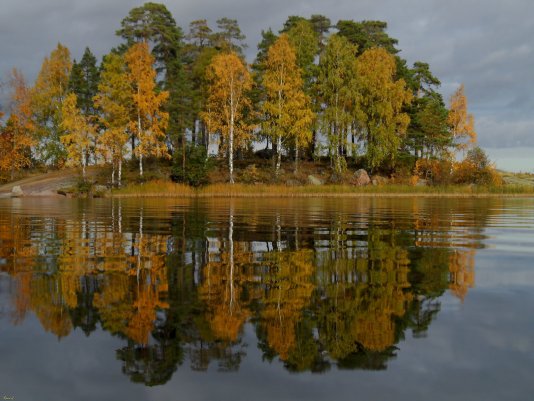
[125,42,170,162]
[94,53,131,164]
[448,84,477,150]
[202,52,254,149]
[262,35,314,152]
[0,69,35,180]
[356,47,413,170]
[60,93,95,175]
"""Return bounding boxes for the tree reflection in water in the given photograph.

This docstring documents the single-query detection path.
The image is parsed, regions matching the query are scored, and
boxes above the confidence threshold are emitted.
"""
[0,198,493,383]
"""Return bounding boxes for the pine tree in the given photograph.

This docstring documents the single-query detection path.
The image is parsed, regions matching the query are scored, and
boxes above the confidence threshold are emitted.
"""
[68,47,100,165]
[117,2,187,154]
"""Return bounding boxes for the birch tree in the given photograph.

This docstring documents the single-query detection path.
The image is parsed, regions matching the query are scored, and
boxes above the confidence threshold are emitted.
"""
[201,52,253,184]
[0,69,35,180]
[94,53,132,186]
[356,48,412,171]
[60,93,95,179]
[317,35,359,173]
[448,84,477,151]
[31,43,72,167]
[262,34,313,175]
[125,42,169,177]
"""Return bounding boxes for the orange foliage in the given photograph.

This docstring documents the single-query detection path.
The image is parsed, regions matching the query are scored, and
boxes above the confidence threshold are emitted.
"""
[448,84,476,150]
[199,247,252,342]
[260,250,315,359]
[415,158,453,185]
[125,41,169,176]
[452,160,502,186]
[0,69,35,180]
[449,250,475,301]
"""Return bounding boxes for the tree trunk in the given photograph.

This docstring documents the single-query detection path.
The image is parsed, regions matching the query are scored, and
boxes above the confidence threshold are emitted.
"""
[182,130,186,180]
[118,158,122,188]
[229,207,234,311]
[138,107,143,177]
[112,160,115,187]
[276,135,282,176]
[82,147,87,180]
[294,139,299,174]
[137,89,143,177]
[11,137,15,181]
[229,114,234,184]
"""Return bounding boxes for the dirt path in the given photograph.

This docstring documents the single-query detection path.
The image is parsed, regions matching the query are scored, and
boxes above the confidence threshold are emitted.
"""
[0,168,99,198]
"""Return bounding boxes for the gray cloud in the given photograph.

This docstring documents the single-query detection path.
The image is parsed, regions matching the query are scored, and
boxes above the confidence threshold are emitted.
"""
[1,0,533,157]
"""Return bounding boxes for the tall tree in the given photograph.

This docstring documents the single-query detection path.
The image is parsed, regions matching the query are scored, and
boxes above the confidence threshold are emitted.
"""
[356,48,412,171]
[309,14,331,42]
[404,62,448,160]
[68,47,100,165]
[411,61,441,98]
[409,94,451,159]
[262,34,314,175]
[187,19,213,47]
[251,28,278,150]
[184,19,219,149]
[94,53,132,187]
[31,43,72,167]
[60,93,95,179]
[213,17,247,54]
[448,84,476,151]
[336,20,399,56]
[68,47,100,115]
[285,20,319,93]
[201,52,253,184]
[125,42,170,177]
[0,69,35,180]
[317,35,359,173]
[117,2,188,152]
[285,19,321,159]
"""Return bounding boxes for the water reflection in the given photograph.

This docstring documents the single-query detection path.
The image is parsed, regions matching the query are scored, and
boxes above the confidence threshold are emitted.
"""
[0,198,505,384]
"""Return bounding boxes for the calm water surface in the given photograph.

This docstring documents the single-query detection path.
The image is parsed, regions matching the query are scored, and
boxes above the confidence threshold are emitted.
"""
[0,197,533,400]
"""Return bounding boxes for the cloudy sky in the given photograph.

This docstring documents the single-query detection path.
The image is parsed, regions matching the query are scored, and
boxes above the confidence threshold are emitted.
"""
[1,0,532,170]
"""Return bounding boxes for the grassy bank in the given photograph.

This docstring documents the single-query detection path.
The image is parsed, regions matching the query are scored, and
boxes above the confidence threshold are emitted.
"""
[108,180,534,198]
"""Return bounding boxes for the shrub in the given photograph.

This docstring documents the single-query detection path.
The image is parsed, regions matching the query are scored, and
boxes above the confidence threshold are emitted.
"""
[452,146,502,186]
[240,164,261,184]
[76,178,93,194]
[171,145,213,187]
[415,158,453,185]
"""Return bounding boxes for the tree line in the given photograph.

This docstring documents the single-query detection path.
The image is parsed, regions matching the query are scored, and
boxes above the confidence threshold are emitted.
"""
[1,2,491,186]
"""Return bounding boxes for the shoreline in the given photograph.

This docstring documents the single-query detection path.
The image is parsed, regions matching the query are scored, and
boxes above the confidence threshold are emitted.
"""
[105,192,534,199]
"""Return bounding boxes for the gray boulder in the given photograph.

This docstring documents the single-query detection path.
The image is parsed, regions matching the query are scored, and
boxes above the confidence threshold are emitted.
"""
[354,169,371,186]
[11,186,24,197]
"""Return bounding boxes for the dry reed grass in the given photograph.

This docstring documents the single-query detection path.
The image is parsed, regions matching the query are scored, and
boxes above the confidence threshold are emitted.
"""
[109,180,534,198]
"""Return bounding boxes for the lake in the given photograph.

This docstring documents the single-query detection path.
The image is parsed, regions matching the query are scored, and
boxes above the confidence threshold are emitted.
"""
[1,197,533,400]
